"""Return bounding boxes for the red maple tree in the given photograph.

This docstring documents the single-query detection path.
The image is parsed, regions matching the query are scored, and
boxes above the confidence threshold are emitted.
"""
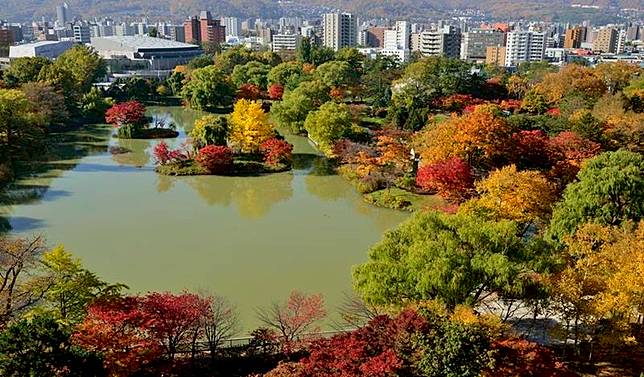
[257,290,326,350]
[195,145,234,174]
[105,100,147,127]
[484,338,576,377]
[260,138,293,165]
[268,83,284,100]
[510,130,550,169]
[73,297,162,376]
[547,131,601,185]
[416,157,474,202]
[237,83,262,100]
[140,292,212,360]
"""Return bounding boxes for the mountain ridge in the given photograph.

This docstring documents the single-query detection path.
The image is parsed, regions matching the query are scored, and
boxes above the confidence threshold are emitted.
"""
[1,0,639,23]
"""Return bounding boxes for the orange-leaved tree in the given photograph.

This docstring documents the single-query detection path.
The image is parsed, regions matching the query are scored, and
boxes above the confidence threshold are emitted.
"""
[416,104,511,167]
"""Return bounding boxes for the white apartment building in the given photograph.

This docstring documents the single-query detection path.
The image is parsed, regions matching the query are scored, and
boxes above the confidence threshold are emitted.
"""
[504,31,546,67]
[272,33,301,52]
[418,26,460,58]
[322,13,357,51]
[222,17,242,37]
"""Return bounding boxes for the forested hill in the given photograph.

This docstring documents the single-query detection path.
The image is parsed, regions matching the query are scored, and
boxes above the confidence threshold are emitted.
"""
[1,0,639,22]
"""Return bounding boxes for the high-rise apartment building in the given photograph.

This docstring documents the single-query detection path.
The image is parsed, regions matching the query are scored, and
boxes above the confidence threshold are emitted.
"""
[593,27,618,53]
[56,3,69,26]
[200,12,226,44]
[222,17,241,37]
[418,26,460,58]
[394,21,411,50]
[184,11,225,45]
[184,16,200,43]
[73,23,90,44]
[322,13,357,51]
[563,26,585,48]
[460,28,505,62]
[504,31,546,67]
[486,46,506,66]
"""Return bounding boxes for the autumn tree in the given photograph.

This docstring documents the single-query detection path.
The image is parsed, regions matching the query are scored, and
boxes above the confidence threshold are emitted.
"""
[21,82,69,128]
[229,99,274,153]
[267,83,284,100]
[39,246,126,324]
[257,290,326,345]
[195,145,234,174]
[73,297,163,376]
[546,131,601,185]
[260,138,293,166]
[549,222,644,350]
[104,100,147,127]
[416,157,474,202]
[140,292,211,360]
[272,307,495,377]
[354,211,543,309]
[510,130,550,170]
[202,295,239,359]
[485,338,575,377]
[531,64,606,106]
[548,150,643,240]
[594,61,641,94]
[415,104,511,167]
[389,56,482,130]
[304,101,353,155]
[0,236,49,328]
[461,165,556,229]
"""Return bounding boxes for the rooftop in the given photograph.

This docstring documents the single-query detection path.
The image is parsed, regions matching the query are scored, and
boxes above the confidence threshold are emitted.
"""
[90,35,199,50]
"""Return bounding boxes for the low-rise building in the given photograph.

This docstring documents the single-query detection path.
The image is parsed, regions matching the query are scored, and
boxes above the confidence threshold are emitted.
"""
[9,40,73,59]
[90,35,202,76]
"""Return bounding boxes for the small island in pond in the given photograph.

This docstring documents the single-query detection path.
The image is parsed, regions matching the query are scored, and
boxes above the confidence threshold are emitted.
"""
[153,99,293,176]
[106,100,179,139]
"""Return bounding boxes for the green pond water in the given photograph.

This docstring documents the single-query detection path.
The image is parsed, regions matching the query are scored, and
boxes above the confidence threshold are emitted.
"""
[0,106,409,331]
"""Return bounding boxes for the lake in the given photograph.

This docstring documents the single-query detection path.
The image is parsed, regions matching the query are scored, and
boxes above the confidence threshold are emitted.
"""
[0,106,409,331]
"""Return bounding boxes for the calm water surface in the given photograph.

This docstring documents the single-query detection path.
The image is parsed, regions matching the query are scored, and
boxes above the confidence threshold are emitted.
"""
[0,106,408,331]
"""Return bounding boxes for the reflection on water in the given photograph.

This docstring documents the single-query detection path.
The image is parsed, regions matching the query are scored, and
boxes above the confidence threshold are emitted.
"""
[0,106,409,331]
[181,173,294,219]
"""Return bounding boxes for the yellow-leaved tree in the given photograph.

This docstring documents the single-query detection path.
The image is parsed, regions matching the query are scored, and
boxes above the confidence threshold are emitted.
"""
[229,99,274,153]
[460,165,556,228]
[550,222,644,349]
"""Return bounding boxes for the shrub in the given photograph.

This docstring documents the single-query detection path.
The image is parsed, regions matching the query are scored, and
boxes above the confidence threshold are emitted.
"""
[153,141,189,165]
[195,145,233,174]
[105,100,146,127]
[237,83,262,100]
[268,84,284,100]
[191,115,228,148]
[416,157,474,202]
[356,176,381,194]
[260,138,293,166]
